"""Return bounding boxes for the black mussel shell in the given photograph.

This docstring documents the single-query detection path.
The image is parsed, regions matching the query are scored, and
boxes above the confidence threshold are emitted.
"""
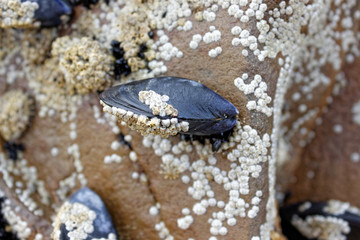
[55,187,117,240]
[23,0,72,27]
[280,201,360,240]
[100,76,239,136]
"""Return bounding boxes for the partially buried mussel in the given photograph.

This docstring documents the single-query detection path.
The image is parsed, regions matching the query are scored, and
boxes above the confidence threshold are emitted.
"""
[100,77,239,151]
[52,187,117,240]
[280,201,360,240]
[25,0,72,27]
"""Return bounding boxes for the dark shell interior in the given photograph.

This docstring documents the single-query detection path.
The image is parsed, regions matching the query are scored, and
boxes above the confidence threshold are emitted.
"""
[100,77,239,135]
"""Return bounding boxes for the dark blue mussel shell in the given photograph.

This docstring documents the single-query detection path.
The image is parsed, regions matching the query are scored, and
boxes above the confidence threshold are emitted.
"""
[280,201,360,240]
[100,77,239,136]
[22,0,72,27]
[59,187,117,240]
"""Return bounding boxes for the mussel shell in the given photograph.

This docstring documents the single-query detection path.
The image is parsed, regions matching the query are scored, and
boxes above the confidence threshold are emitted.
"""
[100,77,239,136]
[23,0,72,27]
[280,201,360,240]
[58,187,117,240]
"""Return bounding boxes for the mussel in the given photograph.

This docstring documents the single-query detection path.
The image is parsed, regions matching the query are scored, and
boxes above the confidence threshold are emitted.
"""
[99,77,239,151]
[52,187,117,240]
[280,201,360,240]
[25,0,72,27]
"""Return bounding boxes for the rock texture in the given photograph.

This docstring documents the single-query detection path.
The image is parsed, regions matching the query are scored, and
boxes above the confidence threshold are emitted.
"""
[0,0,359,240]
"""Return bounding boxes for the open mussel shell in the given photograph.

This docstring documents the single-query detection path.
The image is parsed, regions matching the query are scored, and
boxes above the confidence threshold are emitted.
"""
[53,187,117,240]
[24,0,72,27]
[280,201,360,240]
[100,76,239,136]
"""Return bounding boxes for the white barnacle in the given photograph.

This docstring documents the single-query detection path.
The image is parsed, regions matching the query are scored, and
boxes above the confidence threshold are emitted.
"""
[52,202,96,240]
[139,90,178,117]
[291,215,350,240]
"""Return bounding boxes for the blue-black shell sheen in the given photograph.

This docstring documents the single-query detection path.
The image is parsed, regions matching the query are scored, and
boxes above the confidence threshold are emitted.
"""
[59,187,117,240]
[23,0,72,27]
[100,76,239,136]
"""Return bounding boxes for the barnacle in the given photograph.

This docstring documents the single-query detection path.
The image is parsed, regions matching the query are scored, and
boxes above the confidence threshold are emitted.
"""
[0,0,72,28]
[0,0,39,28]
[100,77,239,148]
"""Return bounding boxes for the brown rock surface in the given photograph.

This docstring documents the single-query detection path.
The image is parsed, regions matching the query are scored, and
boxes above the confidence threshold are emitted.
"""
[1,1,359,240]
[287,55,360,206]
[0,5,280,239]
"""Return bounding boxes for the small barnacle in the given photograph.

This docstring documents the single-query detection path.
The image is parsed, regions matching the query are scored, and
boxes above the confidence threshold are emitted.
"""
[0,90,34,142]
[100,77,239,151]
[52,187,118,240]
[159,162,180,180]
[0,0,39,28]
[205,172,214,181]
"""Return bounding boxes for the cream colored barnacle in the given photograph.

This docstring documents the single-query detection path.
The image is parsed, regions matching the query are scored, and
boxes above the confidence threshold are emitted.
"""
[139,90,178,117]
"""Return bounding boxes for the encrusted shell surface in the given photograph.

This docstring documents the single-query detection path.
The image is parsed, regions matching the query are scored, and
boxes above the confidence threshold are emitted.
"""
[280,201,360,240]
[52,187,117,240]
[29,0,72,27]
[0,90,34,141]
[100,76,239,137]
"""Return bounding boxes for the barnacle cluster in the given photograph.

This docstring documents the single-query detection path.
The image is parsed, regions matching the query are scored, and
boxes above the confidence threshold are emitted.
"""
[52,187,117,240]
[52,202,97,240]
[0,90,34,141]
[109,5,156,74]
[100,100,189,138]
[20,29,57,65]
[0,29,17,60]
[0,0,39,28]
[52,36,113,94]
[291,215,350,240]
[139,90,178,117]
